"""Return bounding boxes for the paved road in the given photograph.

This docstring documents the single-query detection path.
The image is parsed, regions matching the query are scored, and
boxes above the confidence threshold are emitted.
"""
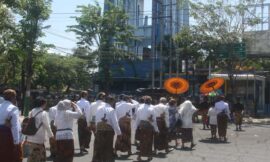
[23,123,270,162]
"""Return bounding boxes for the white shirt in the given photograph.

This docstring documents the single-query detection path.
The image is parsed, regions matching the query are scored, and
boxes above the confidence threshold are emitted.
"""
[76,98,91,117]
[215,101,231,119]
[95,103,121,135]
[86,100,106,126]
[0,101,21,144]
[134,104,159,132]
[179,101,197,128]
[55,105,82,140]
[115,101,137,120]
[208,107,217,125]
[153,103,170,128]
[48,106,57,123]
[27,108,54,144]
[0,97,4,104]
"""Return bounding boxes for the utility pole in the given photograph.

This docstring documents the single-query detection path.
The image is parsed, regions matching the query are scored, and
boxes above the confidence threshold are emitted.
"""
[169,0,173,78]
[159,0,164,88]
[152,0,157,88]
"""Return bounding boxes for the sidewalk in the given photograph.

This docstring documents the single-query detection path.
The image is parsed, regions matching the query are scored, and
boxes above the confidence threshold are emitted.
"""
[243,117,270,124]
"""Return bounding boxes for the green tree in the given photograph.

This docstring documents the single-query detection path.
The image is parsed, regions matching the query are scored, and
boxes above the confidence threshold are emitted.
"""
[15,0,52,115]
[188,0,261,98]
[68,1,134,91]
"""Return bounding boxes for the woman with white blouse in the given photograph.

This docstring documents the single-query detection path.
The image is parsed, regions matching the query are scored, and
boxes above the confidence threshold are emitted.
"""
[54,99,82,162]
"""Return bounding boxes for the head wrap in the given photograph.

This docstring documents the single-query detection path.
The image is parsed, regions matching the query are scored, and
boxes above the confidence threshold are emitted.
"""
[57,99,72,111]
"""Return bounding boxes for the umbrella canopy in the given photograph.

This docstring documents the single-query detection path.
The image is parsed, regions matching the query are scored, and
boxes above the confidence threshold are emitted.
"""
[200,77,225,94]
[164,77,189,94]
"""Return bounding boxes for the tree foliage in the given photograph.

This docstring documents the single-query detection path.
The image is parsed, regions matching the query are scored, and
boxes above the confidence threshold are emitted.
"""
[68,1,135,91]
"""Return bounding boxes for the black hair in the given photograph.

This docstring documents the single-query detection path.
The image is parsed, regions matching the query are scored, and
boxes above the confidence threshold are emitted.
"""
[33,97,47,108]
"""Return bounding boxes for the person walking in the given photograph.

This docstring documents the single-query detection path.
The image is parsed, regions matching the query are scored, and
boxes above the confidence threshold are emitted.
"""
[168,98,179,147]
[134,96,159,161]
[86,92,106,135]
[215,95,231,142]
[179,100,197,149]
[26,97,55,162]
[0,89,22,162]
[48,104,57,159]
[92,95,121,162]
[232,97,244,131]
[153,97,170,154]
[76,91,91,154]
[115,95,137,156]
[208,102,218,139]
[54,99,82,162]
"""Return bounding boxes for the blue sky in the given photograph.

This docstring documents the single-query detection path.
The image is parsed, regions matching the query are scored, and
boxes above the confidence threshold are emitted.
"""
[42,0,151,54]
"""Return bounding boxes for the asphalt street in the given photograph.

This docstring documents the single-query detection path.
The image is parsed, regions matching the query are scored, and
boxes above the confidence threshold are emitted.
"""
[23,123,270,162]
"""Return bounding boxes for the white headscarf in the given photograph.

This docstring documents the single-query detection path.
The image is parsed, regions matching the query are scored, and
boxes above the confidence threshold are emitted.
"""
[57,99,72,111]
[179,100,196,115]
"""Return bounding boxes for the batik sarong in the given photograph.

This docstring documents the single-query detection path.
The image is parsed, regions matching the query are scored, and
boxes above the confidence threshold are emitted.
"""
[234,112,243,125]
[115,116,131,153]
[55,139,74,162]
[137,121,154,157]
[210,124,217,137]
[181,128,193,143]
[217,112,228,138]
[78,116,91,149]
[154,117,168,151]
[27,142,46,162]
[92,122,115,162]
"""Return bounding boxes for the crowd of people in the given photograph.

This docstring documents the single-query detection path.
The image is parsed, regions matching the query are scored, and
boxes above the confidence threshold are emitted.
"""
[0,88,245,162]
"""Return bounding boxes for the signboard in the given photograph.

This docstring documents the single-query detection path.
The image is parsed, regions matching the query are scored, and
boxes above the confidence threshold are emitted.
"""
[216,43,246,59]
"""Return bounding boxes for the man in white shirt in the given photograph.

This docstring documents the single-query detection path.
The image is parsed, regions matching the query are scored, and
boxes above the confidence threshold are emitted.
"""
[92,95,121,162]
[0,89,22,162]
[26,97,54,162]
[215,95,231,142]
[86,92,106,133]
[153,97,170,153]
[76,91,91,154]
[115,95,138,156]
[135,96,159,161]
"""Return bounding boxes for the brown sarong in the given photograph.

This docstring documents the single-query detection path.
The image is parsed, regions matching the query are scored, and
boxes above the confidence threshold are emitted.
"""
[55,139,74,162]
[137,121,154,157]
[154,117,168,151]
[217,113,228,138]
[27,142,46,162]
[0,126,14,162]
[181,128,193,143]
[201,110,208,125]
[50,121,57,157]
[115,116,131,152]
[234,112,242,125]
[78,116,91,149]
[92,122,115,162]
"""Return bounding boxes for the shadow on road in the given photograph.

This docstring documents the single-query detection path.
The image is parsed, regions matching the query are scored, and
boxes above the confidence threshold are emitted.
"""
[199,138,231,144]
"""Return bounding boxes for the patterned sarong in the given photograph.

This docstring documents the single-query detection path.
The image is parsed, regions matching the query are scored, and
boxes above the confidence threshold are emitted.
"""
[55,139,74,162]
[78,116,91,149]
[115,116,131,153]
[154,117,168,151]
[234,112,243,125]
[92,122,115,162]
[137,121,154,157]
[27,142,46,162]
[217,112,228,138]
[181,128,193,143]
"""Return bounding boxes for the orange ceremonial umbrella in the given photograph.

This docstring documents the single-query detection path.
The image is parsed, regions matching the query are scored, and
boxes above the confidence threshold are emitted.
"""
[164,77,189,94]
[200,77,225,94]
